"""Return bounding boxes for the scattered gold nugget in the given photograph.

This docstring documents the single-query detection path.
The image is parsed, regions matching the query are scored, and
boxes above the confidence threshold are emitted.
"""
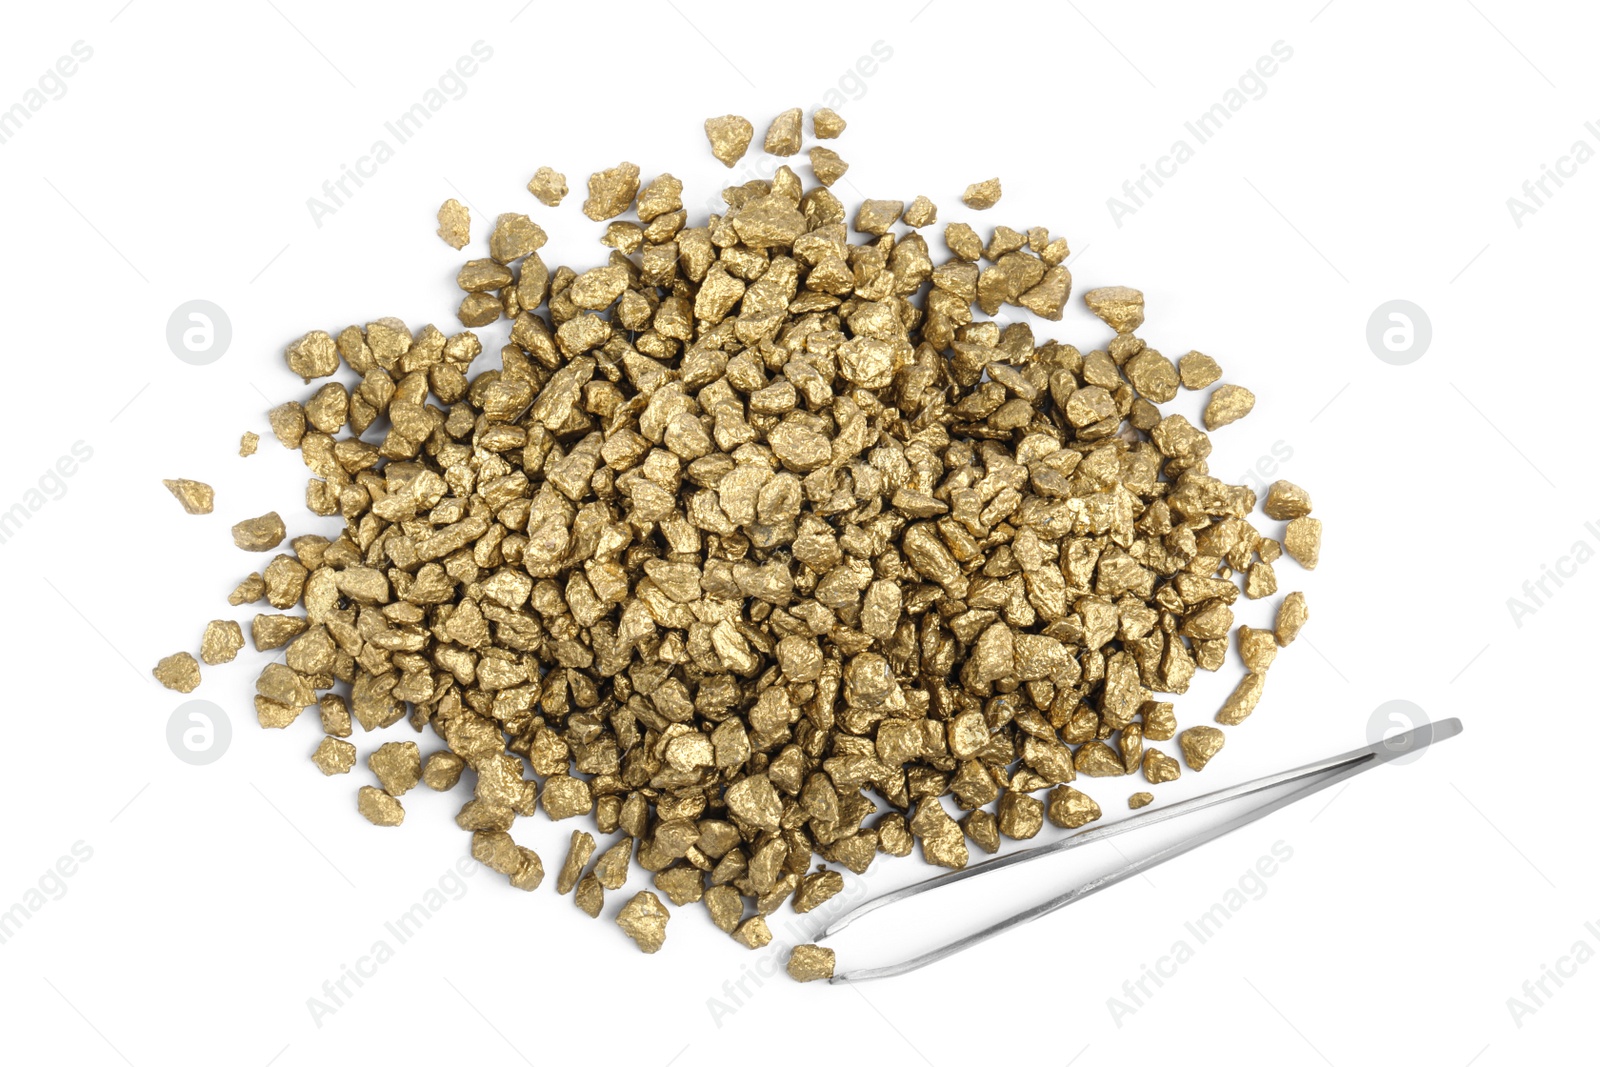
[1047,786,1101,830]
[526,166,568,206]
[1084,285,1145,333]
[763,107,803,155]
[228,573,264,606]
[231,512,285,552]
[903,194,937,228]
[509,848,545,891]
[312,737,357,775]
[787,944,836,983]
[238,432,258,457]
[997,793,1044,839]
[436,198,470,250]
[1264,480,1313,520]
[1237,627,1279,673]
[574,873,603,917]
[1129,792,1154,810]
[1179,726,1226,771]
[1143,749,1181,784]
[368,741,421,796]
[152,652,201,693]
[557,830,596,895]
[422,751,465,791]
[1284,518,1323,570]
[732,916,773,949]
[357,786,404,827]
[1216,672,1266,726]
[1178,350,1222,389]
[581,162,640,221]
[811,107,846,138]
[199,620,243,665]
[809,147,849,187]
[1276,592,1310,646]
[703,114,754,167]
[1204,384,1256,430]
[163,478,214,515]
[961,177,1002,209]
[615,890,670,953]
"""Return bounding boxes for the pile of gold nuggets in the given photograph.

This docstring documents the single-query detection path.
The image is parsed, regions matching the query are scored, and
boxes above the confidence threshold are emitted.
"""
[153,108,1323,981]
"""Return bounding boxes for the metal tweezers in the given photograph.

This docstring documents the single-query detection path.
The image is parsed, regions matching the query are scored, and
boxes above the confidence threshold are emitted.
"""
[817,718,1463,982]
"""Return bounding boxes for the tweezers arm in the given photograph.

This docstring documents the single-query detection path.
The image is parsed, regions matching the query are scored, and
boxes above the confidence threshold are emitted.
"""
[822,718,1461,983]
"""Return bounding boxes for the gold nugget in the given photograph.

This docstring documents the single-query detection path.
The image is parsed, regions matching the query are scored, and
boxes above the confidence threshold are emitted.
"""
[231,512,285,552]
[811,108,846,138]
[526,166,568,206]
[1179,727,1226,771]
[1276,592,1310,646]
[200,620,243,665]
[1284,518,1322,570]
[786,944,836,982]
[357,786,404,826]
[436,199,470,250]
[163,478,214,515]
[152,652,201,693]
[704,114,754,167]
[763,108,803,156]
[1203,384,1256,430]
[961,177,1002,209]
[616,890,670,953]
[312,737,356,775]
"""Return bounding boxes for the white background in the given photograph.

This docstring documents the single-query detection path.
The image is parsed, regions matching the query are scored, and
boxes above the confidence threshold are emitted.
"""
[0,1,1592,1064]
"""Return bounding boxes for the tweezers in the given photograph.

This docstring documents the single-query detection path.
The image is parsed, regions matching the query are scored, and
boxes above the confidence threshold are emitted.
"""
[817,717,1463,983]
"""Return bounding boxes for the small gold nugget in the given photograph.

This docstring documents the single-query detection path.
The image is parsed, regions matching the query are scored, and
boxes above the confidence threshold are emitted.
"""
[616,890,670,953]
[1263,480,1313,520]
[763,107,803,156]
[231,512,285,552]
[961,177,1002,209]
[787,944,836,982]
[1178,350,1222,389]
[163,478,214,515]
[436,198,470,250]
[1284,518,1323,570]
[312,737,356,776]
[704,114,754,167]
[1276,592,1310,646]
[199,620,243,665]
[526,166,568,206]
[811,107,846,138]
[1180,727,1226,771]
[357,786,404,827]
[152,652,201,693]
[1204,384,1256,430]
